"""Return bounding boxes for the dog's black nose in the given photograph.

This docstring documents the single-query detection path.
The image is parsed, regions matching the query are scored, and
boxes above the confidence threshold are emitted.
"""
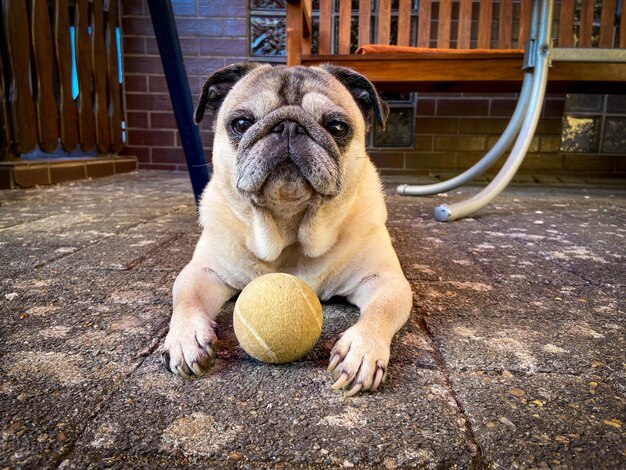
[271,121,306,136]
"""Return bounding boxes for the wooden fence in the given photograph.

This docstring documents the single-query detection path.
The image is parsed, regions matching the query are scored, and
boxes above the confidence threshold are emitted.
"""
[0,0,123,160]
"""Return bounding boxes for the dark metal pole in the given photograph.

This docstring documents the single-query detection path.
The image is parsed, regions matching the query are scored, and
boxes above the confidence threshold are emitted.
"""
[147,0,210,203]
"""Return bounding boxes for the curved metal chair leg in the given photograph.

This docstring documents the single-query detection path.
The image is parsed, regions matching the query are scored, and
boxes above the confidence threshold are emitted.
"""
[397,72,533,197]
[434,0,553,222]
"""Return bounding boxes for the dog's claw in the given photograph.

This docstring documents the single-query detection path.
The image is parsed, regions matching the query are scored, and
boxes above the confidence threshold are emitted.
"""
[327,325,390,396]
[161,317,220,379]
[344,382,363,397]
[372,363,385,391]
[332,372,350,390]
[327,353,341,373]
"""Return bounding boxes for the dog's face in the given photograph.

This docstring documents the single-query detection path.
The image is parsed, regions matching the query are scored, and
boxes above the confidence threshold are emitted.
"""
[195,63,388,214]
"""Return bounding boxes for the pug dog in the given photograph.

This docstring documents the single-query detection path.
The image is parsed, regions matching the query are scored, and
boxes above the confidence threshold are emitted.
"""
[161,62,412,396]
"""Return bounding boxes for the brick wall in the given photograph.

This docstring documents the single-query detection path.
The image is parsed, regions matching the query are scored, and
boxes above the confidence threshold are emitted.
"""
[120,0,247,171]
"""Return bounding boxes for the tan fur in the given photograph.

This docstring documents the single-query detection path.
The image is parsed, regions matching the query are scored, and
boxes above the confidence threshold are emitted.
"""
[162,64,412,395]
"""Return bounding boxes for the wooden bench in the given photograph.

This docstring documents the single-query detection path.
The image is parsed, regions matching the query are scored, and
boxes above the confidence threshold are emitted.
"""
[286,0,626,221]
[286,0,626,93]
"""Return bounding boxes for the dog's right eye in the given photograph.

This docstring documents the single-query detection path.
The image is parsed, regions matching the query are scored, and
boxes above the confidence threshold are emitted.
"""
[232,118,254,135]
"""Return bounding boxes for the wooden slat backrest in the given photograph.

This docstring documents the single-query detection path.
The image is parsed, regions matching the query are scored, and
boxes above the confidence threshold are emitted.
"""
[622,0,626,48]
[498,0,513,48]
[457,0,472,49]
[599,0,617,48]
[32,0,59,153]
[358,0,371,48]
[417,0,432,47]
[477,0,493,48]
[338,0,352,53]
[558,0,574,47]
[298,1,624,57]
[378,0,392,46]
[437,0,452,49]
[318,0,332,54]
[397,0,412,47]
[55,0,79,153]
[518,0,531,45]
[578,0,594,48]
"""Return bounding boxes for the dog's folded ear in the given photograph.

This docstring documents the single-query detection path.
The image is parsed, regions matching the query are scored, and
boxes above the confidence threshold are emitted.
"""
[195,62,261,124]
[319,64,389,131]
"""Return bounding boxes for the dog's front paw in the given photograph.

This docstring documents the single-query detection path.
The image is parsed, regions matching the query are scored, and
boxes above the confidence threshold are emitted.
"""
[160,313,221,379]
[327,324,390,397]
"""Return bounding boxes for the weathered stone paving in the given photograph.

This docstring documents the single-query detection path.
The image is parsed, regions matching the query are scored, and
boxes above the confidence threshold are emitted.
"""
[1,171,624,468]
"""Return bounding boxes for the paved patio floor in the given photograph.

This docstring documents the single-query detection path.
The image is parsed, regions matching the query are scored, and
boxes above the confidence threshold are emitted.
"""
[1,171,624,469]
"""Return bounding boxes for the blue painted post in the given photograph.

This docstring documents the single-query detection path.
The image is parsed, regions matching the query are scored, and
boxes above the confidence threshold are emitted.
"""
[147,0,210,203]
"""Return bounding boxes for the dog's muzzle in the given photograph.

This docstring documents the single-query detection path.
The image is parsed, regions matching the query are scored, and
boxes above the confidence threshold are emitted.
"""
[234,106,343,198]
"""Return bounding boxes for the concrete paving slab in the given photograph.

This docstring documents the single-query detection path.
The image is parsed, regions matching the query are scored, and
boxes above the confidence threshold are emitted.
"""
[451,371,626,469]
[61,358,472,469]
[420,280,625,390]
[1,171,625,469]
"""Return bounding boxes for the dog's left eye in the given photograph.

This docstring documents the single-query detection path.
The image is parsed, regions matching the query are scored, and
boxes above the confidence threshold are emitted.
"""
[232,118,254,134]
[326,120,349,138]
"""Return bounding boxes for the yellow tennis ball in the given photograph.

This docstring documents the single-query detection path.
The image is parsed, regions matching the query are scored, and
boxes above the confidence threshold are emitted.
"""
[233,273,323,364]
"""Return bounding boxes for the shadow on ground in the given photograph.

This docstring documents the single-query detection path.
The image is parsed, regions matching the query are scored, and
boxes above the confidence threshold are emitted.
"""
[1,171,624,468]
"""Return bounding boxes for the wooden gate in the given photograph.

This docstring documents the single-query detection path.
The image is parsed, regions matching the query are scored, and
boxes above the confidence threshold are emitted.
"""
[0,0,123,160]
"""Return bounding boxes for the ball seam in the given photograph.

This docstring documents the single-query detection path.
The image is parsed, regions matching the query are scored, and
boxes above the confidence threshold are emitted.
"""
[286,275,323,330]
[234,303,279,363]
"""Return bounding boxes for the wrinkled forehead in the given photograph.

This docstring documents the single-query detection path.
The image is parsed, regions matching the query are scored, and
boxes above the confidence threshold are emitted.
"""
[222,65,359,120]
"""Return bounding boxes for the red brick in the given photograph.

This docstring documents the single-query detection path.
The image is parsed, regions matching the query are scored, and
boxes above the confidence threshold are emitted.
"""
[368,152,404,168]
[535,118,563,135]
[126,111,149,128]
[459,118,509,134]
[148,76,169,93]
[174,18,224,37]
[198,38,247,57]
[125,93,173,112]
[182,57,226,76]
[146,37,199,56]
[542,98,566,117]
[121,0,145,16]
[123,37,145,54]
[539,135,562,152]
[152,147,187,164]
[198,0,246,17]
[416,98,435,116]
[122,18,156,36]
[490,99,518,116]
[518,154,564,171]
[150,112,178,129]
[563,155,617,172]
[120,145,150,162]
[437,99,489,116]
[123,56,163,74]
[124,75,147,93]
[413,135,435,152]
[127,129,175,146]
[415,117,458,134]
